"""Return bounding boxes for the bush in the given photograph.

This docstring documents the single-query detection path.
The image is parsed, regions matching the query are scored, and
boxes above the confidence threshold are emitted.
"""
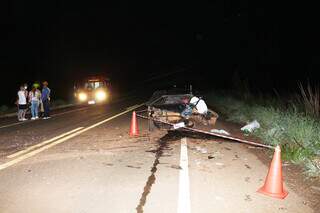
[297,82,320,118]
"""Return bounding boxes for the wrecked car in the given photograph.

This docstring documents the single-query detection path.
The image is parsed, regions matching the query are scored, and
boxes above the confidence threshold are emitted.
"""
[146,90,219,131]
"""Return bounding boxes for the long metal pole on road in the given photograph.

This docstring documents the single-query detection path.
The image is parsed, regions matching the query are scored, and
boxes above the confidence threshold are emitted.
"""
[137,114,274,149]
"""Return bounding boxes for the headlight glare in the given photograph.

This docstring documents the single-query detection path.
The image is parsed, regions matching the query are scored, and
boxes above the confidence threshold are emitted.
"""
[78,93,87,101]
[95,91,107,101]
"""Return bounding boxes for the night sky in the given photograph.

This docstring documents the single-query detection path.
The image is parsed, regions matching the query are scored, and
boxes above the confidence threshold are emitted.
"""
[1,1,319,105]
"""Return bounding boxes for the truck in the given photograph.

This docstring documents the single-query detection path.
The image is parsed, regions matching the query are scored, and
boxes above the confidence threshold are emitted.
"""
[74,75,111,104]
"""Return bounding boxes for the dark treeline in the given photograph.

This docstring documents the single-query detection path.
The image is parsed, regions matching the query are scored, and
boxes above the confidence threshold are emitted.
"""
[1,1,319,105]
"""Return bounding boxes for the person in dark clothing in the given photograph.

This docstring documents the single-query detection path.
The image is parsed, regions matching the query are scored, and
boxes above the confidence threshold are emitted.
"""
[41,81,51,119]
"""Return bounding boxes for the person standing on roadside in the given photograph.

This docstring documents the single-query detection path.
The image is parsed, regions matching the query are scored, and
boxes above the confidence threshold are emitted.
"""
[29,84,41,120]
[17,85,28,121]
[41,81,51,119]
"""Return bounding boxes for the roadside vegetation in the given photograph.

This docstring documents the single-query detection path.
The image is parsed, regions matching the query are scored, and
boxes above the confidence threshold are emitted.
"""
[206,83,320,177]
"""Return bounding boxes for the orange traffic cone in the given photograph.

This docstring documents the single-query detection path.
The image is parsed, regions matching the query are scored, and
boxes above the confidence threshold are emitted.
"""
[258,145,288,199]
[129,111,139,137]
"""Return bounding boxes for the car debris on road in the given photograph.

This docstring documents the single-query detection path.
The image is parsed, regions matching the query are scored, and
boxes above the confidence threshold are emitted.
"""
[137,90,273,149]
[241,120,260,133]
[210,129,230,135]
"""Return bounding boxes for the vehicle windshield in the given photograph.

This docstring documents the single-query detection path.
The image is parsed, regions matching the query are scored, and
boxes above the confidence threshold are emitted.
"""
[85,81,105,89]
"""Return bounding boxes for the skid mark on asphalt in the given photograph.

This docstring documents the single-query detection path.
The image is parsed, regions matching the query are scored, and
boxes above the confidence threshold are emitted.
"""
[136,135,170,213]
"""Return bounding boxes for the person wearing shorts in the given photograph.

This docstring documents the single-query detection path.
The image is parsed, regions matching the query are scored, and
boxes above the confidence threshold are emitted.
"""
[17,85,28,121]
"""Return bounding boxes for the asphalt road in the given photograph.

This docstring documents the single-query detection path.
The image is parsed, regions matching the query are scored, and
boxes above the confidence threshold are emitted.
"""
[0,98,315,213]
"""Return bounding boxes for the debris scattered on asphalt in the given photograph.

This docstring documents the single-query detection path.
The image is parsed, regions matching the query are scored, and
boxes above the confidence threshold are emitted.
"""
[210,129,230,135]
[244,194,252,202]
[126,165,141,169]
[241,120,260,133]
[102,163,113,166]
[245,164,251,169]
[279,207,288,211]
[173,122,185,129]
[200,148,208,154]
[195,146,208,154]
[170,165,182,170]
[210,151,223,158]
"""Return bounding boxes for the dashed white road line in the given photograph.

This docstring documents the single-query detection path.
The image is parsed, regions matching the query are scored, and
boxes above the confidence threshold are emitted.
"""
[0,121,29,129]
[177,137,191,213]
[0,103,145,171]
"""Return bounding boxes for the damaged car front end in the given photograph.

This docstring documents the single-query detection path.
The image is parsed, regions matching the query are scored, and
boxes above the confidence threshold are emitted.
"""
[146,91,219,131]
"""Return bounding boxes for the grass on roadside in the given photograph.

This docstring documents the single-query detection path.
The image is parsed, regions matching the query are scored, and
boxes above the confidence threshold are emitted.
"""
[206,89,320,177]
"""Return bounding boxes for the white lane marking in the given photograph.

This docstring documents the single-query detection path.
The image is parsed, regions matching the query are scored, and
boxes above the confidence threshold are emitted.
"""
[0,107,89,130]
[177,137,191,213]
[0,103,144,171]
[7,127,84,159]
[0,121,28,129]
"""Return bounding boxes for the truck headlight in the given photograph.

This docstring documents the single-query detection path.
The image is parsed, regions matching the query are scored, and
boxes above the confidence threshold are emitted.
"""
[95,91,107,101]
[78,92,87,101]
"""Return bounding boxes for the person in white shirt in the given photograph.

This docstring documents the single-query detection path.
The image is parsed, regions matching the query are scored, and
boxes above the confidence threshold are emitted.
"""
[29,85,41,120]
[17,85,28,121]
[189,96,208,115]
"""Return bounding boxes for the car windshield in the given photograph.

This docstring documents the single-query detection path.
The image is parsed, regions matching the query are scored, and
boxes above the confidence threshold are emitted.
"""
[85,81,104,89]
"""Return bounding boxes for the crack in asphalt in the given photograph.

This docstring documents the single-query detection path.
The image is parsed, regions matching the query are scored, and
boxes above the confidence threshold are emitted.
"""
[135,133,178,213]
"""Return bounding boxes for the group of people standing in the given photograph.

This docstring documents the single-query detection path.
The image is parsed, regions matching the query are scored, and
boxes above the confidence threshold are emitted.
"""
[17,81,51,121]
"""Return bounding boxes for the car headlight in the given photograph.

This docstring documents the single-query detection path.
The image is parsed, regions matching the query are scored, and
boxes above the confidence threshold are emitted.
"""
[78,92,87,101]
[95,91,107,101]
